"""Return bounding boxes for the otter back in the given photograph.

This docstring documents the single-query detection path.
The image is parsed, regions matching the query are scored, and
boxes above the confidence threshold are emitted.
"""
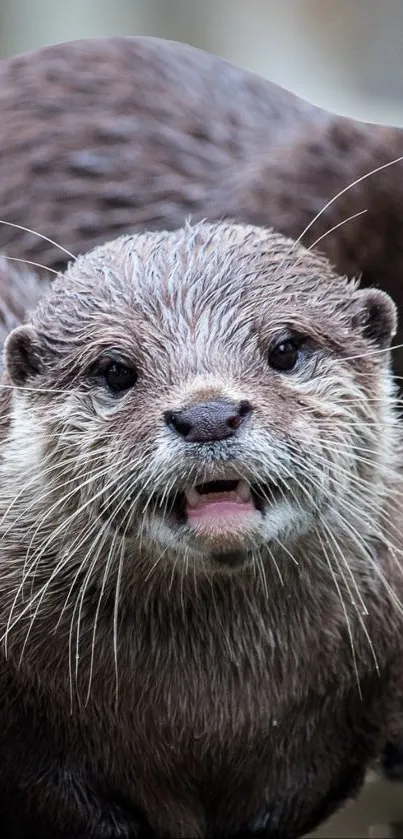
[1,37,403,374]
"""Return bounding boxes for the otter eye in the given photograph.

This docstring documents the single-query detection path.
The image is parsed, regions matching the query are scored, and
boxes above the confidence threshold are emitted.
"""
[268,339,301,372]
[104,362,137,393]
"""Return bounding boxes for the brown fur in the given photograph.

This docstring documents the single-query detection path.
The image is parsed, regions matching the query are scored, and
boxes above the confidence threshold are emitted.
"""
[0,36,323,273]
[0,222,403,837]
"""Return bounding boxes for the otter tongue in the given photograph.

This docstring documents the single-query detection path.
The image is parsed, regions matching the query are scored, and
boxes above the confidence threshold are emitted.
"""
[185,481,255,525]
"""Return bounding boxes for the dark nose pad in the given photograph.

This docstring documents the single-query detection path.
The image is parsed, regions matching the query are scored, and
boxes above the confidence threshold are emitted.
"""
[165,399,253,443]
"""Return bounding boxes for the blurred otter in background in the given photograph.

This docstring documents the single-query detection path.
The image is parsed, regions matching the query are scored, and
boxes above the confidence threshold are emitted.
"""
[0,36,403,377]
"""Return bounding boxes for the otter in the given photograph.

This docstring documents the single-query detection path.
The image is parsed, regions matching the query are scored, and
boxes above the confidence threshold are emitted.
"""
[1,37,403,375]
[0,221,402,838]
[0,36,324,273]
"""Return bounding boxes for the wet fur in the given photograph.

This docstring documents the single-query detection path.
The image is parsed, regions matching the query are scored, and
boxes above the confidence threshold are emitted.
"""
[0,222,403,837]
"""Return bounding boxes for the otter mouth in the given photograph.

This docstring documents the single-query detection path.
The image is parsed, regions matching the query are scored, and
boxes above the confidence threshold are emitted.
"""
[185,479,263,515]
[155,478,280,534]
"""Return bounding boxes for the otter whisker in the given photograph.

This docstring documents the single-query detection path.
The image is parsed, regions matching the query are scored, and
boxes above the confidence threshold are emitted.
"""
[287,440,403,549]
[316,485,403,596]
[2,470,127,648]
[112,536,127,712]
[58,508,117,633]
[276,449,381,675]
[84,475,151,709]
[321,518,380,675]
[328,496,403,606]
[169,552,181,592]
[301,209,368,260]
[298,452,403,610]
[0,255,59,277]
[76,524,120,707]
[0,218,76,261]
[144,544,172,585]
[137,469,178,555]
[180,548,190,615]
[0,382,83,396]
[315,526,363,699]
[82,469,147,705]
[0,447,117,535]
[17,507,114,669]
[330,339,403,364]
[254,549,270,596]
[15,470,132,689]
[280,154,403,269]
[81,524,127,706]
[110,488,149,711]
[11,471,124,663]
[24,459,126,560]
[20,470,115,598]
[273,536,299,568]
[73,528,117,704]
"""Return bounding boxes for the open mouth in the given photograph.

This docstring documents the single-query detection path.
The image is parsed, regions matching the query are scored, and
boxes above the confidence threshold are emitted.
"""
[155,478,280,531]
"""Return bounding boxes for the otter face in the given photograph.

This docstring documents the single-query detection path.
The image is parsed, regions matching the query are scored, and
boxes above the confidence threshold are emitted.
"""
[4,223,397,572]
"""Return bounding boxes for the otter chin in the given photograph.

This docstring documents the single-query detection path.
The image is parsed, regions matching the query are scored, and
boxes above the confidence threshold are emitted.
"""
[0,221,403,839]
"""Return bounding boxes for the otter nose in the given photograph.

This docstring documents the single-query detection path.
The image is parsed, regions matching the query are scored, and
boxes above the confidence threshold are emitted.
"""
[165,399,252,443]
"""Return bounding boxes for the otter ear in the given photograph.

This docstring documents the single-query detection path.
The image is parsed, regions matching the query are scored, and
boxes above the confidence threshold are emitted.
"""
[5,325,44,385]
[352,289,397,351]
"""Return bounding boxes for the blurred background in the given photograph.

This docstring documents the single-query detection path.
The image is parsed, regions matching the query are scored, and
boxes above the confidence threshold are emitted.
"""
[1,0,403,125]
[1,1,403,836]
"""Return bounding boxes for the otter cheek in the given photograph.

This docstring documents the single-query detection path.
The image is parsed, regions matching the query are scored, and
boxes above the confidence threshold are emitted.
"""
[186,493,259,536]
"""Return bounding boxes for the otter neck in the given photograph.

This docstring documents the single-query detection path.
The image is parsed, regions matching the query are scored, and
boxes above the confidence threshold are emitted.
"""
[0,515,383,703]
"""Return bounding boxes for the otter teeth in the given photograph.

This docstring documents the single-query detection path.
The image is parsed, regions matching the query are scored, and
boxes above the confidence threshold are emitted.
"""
[237,481,252,503]
[184,480,252,507]
[185,487,201,508]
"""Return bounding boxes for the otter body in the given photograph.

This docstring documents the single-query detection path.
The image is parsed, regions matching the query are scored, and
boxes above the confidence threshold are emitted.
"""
[0,222,402,837]
[0,36,324,273]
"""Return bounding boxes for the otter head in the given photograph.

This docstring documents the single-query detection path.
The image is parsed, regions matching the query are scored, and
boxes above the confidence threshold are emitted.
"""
[4,222,398,577]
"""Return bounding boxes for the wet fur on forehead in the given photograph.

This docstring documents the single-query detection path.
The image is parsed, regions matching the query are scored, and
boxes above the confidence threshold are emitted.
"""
[26,221,377,376]
[36,221,356,325]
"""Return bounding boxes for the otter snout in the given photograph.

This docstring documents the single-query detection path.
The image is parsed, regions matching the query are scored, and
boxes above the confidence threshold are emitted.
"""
[164,399,253,443]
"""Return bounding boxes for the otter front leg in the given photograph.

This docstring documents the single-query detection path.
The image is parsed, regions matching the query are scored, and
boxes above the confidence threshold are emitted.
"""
[0,689,152,838]
[0,769,153,839]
